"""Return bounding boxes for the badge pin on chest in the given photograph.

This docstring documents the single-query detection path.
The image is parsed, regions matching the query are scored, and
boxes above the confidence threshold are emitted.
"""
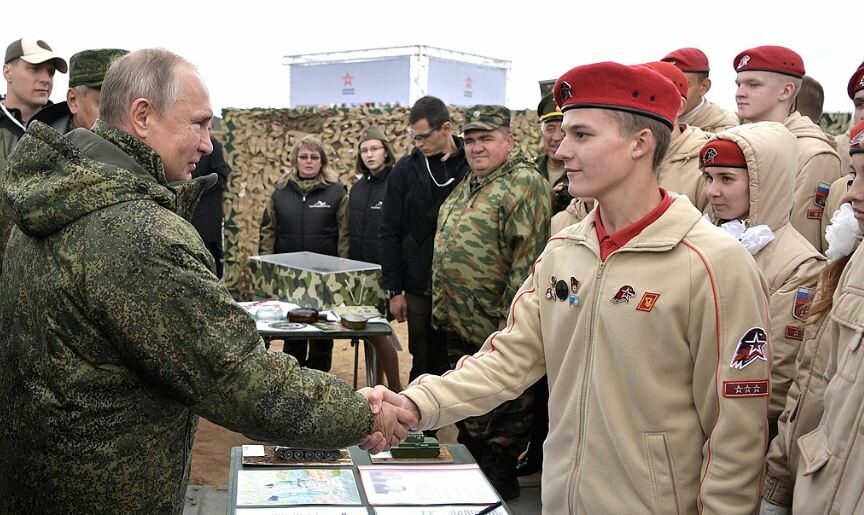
[546,275,580,306]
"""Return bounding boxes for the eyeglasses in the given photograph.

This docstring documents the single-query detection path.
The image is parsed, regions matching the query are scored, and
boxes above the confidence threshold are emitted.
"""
[360,146,385,155]
[297,154,321,161]
[407,125,443,142]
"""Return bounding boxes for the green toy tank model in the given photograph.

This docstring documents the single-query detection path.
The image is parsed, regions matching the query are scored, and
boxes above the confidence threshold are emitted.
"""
[390,433,440,458]
[274,447,342,462]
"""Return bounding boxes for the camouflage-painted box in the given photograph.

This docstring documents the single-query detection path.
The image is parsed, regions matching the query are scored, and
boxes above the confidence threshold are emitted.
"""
[248,252,384,310]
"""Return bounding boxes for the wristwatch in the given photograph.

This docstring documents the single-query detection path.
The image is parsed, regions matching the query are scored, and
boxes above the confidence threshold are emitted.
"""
[385,290,402,300]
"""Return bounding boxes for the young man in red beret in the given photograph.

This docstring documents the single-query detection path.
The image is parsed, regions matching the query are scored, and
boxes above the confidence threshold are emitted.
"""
[368,61,771,514]
[734,45,842,253]
[643,61,712,211]
[662,47,738,133]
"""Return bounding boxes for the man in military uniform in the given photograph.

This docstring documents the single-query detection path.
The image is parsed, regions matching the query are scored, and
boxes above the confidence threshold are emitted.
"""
[0,49,413,514]
[34,48,129,133]
[536,93,571,213]
[733,45,842,253]
[0,38,67,275]
[431,105,552,500]
[662,47,738,133]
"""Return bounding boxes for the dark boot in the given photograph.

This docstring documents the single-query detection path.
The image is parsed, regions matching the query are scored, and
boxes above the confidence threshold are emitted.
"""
[479,450,520,501]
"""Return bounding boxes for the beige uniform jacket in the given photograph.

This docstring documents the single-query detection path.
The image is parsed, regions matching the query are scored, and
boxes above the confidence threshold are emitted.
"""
[763,314,833,506]
[792,243,864,514]
[835,132,851,178]
[681,99,739,133]
[657,124,712,212]
[550,197,593,235]
[404,197,770,515]
[784,113,843,254]
[708,123,826,430]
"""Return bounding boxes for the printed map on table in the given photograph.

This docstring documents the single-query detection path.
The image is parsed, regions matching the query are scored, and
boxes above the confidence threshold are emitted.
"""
[237,468,361,506]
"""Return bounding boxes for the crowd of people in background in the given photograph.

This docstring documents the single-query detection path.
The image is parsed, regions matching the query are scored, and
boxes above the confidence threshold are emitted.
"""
[2,36,864,515]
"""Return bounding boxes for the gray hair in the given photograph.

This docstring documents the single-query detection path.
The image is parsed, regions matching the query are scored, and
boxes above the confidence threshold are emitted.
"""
[72,85,90,97]
[99,48,191,126]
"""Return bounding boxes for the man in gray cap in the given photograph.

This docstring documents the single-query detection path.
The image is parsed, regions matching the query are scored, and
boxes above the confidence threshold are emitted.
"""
[34,48,129,133]
[1,38,67,275]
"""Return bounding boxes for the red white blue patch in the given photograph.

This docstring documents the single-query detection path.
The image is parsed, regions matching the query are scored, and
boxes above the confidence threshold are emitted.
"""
[814,182,830,208]
[730,327,768,370]
[793,287,815,322]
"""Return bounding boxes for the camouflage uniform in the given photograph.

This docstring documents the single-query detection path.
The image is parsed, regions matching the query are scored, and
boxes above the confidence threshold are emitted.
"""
[0,120,373,514]
[431,105,552,499]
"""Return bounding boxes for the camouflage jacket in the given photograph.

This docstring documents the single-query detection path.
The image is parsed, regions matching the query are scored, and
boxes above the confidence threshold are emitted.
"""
[0,105,25,276]
[0,121,373,514]
[432,153,551,347]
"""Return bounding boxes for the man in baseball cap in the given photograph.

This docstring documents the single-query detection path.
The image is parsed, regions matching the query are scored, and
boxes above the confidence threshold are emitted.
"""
[370,62,770,514]
[0,38,68,276]
[34,48,129,133]
[733,45,841,253]
[662,47,738,132]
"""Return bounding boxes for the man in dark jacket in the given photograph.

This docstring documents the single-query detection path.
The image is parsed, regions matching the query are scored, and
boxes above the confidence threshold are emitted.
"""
[0,48,413,515]
[191,136,229,278]
[379,96,469,381]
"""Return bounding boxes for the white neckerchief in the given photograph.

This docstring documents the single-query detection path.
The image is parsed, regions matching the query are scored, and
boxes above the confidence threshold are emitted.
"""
[720,219,775,255]
[0,102,27,132]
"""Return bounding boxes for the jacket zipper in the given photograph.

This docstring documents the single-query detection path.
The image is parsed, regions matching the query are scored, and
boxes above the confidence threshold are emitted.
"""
[568,258,605,512]
[301,193,306,250]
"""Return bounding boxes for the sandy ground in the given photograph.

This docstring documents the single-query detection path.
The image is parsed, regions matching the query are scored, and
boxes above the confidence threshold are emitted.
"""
[189,320,457,485]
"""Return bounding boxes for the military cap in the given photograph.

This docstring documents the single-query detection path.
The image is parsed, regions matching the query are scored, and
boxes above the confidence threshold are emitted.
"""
[69,48,129,88]
[847,60,864,100]
[700,139,747,169]
[733,46,805,78]
[642,61,688,99]
[553,62,680,129]
[5,38,67,73]
[850,120,864,155]
[662,48,710,73]
[463,105,511,132]
[537,93,562,123]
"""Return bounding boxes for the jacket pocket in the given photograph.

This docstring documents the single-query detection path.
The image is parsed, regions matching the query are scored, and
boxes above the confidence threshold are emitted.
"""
[830,291,864,382]
[798,426,831,476]
[645,432,680,515]
[473,291,503,320]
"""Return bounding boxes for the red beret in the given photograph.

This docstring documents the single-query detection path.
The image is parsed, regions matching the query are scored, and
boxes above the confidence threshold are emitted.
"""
[733,46,805,78]
[847,61,864,99]
[553,61,680,129]
[700,139,747,168]
[661,48,709,73]
[642,61,688,99]
[850,120,864,154]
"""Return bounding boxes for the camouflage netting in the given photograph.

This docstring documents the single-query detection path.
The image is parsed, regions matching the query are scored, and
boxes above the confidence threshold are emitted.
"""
[221,106,543,300]
[819,111,852,136]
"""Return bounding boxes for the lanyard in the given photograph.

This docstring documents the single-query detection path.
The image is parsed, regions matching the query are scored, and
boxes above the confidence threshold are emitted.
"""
[424,155,455,188]
[0,102,27,132]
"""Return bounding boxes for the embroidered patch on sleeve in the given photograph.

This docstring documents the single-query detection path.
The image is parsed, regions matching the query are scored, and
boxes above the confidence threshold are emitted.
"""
[723,380,769,398]
[792,287,815,321]
[807,208,823,220]
[814,182,830,208]
[730,327,768,369]
[636,292,660,312]
[785,325,804,341]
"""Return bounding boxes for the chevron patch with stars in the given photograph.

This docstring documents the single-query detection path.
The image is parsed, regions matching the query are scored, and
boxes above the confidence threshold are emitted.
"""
[723,380,769,398]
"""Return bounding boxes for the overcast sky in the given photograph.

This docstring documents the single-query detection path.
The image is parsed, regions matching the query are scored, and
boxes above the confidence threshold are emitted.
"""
[5,0,861,117]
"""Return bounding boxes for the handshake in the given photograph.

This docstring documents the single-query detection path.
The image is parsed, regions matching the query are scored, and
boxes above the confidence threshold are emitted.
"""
[356,385,422,453]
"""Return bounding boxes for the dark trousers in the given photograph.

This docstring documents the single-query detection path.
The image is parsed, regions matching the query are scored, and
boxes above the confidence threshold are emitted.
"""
[444,331,534,499]
[405,293,449,381]
[283,339,333,372]
[203,241,224,279]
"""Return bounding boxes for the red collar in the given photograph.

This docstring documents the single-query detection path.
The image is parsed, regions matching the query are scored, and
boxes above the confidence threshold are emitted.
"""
[595,189,673,261]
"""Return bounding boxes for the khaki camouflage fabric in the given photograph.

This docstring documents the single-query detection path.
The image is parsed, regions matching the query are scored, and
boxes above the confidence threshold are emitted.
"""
[0,121,23,275]
[463,104,511,132]
[249,255,385,309]
[0,120,373,514]
[69,48,129,87]
[432,153,551,347]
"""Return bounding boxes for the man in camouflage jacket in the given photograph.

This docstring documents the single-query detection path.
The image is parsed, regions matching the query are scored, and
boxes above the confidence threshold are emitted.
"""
[0,49,406,514]
[431,105,552,499]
